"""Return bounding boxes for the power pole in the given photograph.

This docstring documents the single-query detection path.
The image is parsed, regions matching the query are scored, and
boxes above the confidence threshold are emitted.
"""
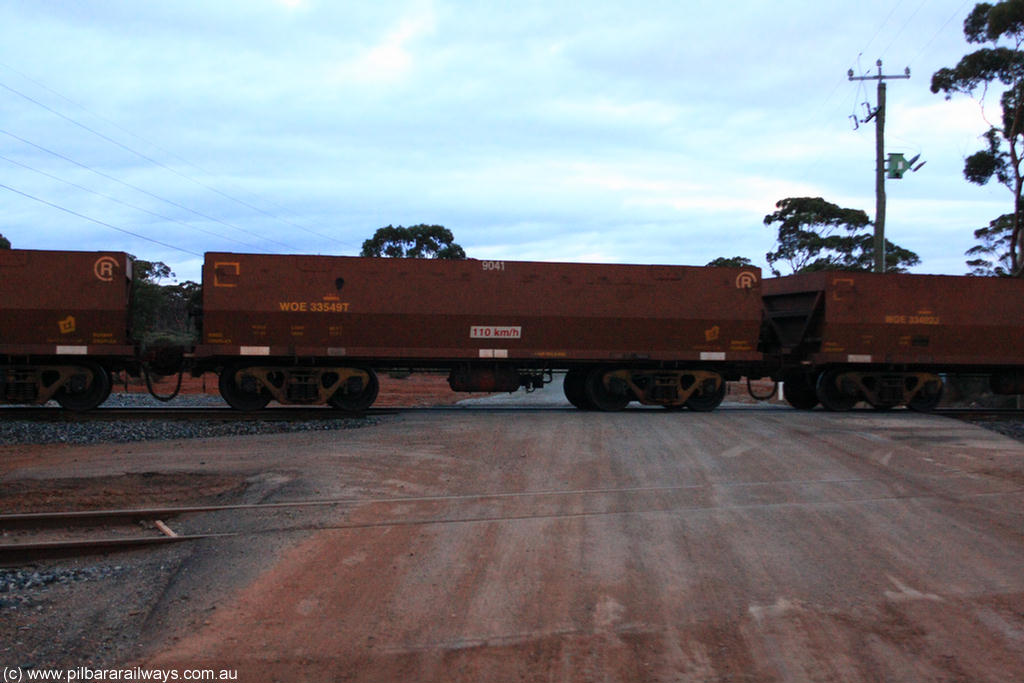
[848,60,910,273]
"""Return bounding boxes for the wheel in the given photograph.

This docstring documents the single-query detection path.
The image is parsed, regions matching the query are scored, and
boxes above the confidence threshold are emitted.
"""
[782,372,818,410]
[908,376,944,412]
[584,368,631,411]
[329,369,379,411]
[218,365,271,411]
[816,369,859,411]
[55,363,111,412]
[563,369,594,409]
[685,376,726,412]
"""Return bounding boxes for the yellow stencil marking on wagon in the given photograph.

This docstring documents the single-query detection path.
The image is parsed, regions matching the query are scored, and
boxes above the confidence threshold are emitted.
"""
[93,256,118,282]
[213,261,240,287]
[832,278,854,300]
[885,312,941,325]
[278,301,350,312]
[735,271,758,289]
[58,315,76,334]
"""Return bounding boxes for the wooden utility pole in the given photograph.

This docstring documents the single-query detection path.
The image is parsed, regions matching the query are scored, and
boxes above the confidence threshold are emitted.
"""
[848,60,910,273]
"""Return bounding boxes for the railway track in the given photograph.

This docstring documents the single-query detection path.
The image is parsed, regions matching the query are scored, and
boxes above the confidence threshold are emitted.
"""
[0,406,398,421]
[2,404,1022,421]
[0,498,358,565]
[933,407,1024,419]
[7,468,1024,566]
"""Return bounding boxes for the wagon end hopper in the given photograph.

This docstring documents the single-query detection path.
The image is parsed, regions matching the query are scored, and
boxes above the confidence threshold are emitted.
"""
[763,272,1024,411]
[0,249,134,409]
[196,253,764,410]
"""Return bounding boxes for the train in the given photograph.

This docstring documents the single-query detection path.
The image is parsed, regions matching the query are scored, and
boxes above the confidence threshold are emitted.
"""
[2,248,1023,413]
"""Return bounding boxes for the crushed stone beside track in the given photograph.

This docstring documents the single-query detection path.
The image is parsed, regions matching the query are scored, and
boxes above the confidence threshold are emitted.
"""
[0,393,379,445]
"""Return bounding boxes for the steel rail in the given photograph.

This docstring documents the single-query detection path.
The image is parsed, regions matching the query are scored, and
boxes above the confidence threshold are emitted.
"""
[0,534,220,566]
[934,408,1024,421]
[0,406,395,421]
[8,485,1024,565]
[5,478,1023,566]
[10,404,1016,421]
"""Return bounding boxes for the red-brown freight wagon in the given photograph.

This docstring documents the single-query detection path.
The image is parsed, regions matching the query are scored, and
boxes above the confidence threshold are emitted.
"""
[0,249,134,409]
[763,271,1024,411]
[194,253,764,411]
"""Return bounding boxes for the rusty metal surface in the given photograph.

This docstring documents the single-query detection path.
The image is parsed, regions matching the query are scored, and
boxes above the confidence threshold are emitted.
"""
[0,249,133,354]
[198,253,764,365]
[764,272,1024,367]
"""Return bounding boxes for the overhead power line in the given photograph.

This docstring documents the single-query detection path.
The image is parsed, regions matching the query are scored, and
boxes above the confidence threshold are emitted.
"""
[879,0,929,60]
[0,152,266,250]
[908,0,974,67]
[0,74,353,248]
[0,181,201,256]
[0,127,296,251]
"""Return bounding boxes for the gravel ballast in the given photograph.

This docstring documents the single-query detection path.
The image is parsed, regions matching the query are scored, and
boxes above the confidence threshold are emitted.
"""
[0,393,378,445]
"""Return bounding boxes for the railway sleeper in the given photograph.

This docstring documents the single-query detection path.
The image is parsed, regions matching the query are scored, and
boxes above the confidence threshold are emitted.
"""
[822,370,944,411]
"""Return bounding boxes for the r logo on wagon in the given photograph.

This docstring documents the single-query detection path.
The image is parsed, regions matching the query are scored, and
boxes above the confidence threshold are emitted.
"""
[470,325,522,339]
[735,271,758,289]
[93,256,119,282]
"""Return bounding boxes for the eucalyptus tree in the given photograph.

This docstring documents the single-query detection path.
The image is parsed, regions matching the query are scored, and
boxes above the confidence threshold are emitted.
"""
[361,224,466,259]
[763,197,919,276]
[932,0,1024,276]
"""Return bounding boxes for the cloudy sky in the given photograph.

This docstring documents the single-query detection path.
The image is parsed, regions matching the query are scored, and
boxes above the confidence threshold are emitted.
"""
[0,0,1007,281]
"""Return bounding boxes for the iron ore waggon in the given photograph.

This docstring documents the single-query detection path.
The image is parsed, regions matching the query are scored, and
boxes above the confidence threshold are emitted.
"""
[6,248,1024,414]
[193,252,765,411]
[0,249,135,410]
[763,271,1024,411]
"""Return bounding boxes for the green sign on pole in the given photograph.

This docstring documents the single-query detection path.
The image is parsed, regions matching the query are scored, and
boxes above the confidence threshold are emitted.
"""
[887,153,910,179]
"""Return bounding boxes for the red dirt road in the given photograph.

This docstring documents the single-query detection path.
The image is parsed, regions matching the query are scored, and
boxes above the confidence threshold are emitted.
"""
[139,403,1024,682]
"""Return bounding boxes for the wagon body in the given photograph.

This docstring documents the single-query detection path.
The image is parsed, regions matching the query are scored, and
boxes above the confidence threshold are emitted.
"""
[196,253,764,368]
[0,249,133,357]
[763,271,1024,369]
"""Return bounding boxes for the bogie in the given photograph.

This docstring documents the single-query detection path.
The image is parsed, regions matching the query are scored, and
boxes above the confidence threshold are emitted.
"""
[813,369,946,412]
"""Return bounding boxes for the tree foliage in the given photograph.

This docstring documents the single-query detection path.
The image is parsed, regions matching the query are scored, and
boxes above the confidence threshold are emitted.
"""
[967,212,1016,274]
[130,259,201,349]
[705,256,753,268]
[360,224,466,259]
[763,197,920,277]
[931,0,1024,276]
[0,234,10,249]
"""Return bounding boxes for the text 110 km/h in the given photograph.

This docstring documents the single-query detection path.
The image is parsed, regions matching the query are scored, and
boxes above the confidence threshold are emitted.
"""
[470,326,522,339]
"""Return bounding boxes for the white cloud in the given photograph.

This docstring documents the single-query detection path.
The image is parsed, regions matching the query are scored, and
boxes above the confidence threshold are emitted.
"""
[326,3,437,85]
